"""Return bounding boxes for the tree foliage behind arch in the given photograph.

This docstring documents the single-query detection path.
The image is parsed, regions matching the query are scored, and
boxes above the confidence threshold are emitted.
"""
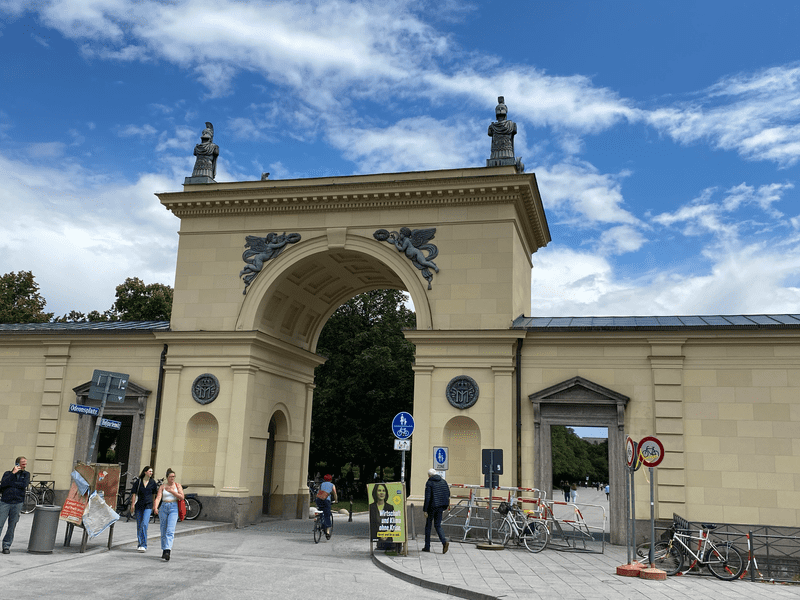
[309,289,415,489]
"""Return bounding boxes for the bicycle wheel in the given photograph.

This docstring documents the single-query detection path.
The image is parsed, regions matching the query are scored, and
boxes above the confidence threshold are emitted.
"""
[313,518,322,543]
[42,489,55,506]
[22,491,37,514]
[185,497,202,520]
[705,543,744,580]
[496,519,512,546]
[652,541,683,576]
[522,520,549,553]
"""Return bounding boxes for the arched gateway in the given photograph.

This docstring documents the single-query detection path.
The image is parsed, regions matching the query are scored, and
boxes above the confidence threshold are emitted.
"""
[155,165,551,525]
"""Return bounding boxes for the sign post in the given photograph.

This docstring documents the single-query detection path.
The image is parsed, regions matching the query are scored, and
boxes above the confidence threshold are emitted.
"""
[391,412,414,485]
[85,370,129,463]
[478,448,504,550]
[638,436,665,570]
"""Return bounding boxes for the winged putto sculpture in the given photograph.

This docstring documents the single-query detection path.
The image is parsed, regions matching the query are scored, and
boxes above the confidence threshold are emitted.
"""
[240,232,301,294]
[374,227,439,289]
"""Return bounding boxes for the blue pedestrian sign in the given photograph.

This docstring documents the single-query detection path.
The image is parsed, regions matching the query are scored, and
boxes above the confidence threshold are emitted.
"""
[392,412,415,439]
[434,446,449,470]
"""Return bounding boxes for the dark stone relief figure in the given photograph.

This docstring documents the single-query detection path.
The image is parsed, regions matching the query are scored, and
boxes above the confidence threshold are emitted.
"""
[374,227,439,290]
[185,122,220,184]
[240,232,302,294]
[487,96,524,172]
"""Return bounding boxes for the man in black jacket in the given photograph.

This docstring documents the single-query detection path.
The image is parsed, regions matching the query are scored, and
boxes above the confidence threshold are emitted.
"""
[422,468,450,554]
[0,457,30,554]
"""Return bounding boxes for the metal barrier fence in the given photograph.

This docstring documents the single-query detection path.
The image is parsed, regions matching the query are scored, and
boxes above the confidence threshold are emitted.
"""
[672,514,800,583]
[441,484,606,554]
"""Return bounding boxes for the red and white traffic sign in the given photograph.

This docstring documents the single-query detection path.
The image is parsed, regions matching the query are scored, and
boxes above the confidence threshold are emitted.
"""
[638,436,665,468]
[625,436,636,467]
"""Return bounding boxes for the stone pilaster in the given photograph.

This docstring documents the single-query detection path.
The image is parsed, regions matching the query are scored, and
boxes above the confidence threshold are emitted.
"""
[492,365,514,487]
[648,338,686,519]
[35,344,71,475]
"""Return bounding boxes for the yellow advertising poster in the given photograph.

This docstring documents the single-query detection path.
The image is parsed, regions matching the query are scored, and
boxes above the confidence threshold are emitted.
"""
[367,482,406,543]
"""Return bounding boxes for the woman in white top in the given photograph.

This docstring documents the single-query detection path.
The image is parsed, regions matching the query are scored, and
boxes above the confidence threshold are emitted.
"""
[153,468,184,561]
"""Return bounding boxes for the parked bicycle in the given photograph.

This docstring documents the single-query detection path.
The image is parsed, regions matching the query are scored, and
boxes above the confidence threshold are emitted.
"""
[312,501,336,543]
[21,476,55,514]
[116,472,135,520]
[182,485,203,520]
[495,501,549,553]
[653,522,745,580]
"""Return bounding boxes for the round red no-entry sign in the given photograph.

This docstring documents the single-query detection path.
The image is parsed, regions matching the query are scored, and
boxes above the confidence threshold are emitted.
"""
[638,436,664,467]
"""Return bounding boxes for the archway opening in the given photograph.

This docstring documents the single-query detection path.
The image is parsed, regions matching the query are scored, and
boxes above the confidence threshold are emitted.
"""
[308,288,416,503]
[530,377,628,545]
[551,425,609,508]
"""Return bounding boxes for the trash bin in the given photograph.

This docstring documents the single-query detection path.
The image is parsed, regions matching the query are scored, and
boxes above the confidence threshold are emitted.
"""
[28,505,61,554]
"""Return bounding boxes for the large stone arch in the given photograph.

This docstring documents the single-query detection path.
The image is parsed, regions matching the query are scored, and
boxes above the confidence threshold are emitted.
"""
[155,166,550,525]
[235,232,434,349]
[529,376,628,545]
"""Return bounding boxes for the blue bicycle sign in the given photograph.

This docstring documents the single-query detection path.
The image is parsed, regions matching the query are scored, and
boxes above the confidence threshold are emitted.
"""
[392,412,415,439]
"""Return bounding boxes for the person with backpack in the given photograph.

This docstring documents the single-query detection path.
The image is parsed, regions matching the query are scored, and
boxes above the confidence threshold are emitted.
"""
[422,468,450,554]
[315,474,337,539]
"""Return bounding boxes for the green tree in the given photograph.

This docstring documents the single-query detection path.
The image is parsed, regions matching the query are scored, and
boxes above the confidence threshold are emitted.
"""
[108,277,173,321]
[309,289,415,491]
[0,271,54,323]
[551,425,603,484]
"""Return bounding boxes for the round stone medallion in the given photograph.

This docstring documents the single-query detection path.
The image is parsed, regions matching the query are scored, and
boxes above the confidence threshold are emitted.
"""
[191,373,220,405]
[445,375,479,409]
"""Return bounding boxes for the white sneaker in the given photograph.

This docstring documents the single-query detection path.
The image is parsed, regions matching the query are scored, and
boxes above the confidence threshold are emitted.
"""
[137,546,146,553]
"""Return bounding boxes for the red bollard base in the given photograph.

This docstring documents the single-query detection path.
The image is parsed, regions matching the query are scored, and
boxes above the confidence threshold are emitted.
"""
[616,562,646,577]
[639,566,667,581]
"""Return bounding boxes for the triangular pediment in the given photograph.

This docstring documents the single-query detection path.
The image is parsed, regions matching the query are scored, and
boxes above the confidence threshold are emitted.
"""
[72,380,151,397]
[528,376,629,406]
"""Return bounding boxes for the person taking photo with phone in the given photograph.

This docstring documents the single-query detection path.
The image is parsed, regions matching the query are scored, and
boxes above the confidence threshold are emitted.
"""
[0,457,30,554]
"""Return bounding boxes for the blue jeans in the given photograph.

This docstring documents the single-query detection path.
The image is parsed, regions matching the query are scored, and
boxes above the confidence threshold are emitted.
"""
[159,502,178,550]
[315,498,332,529]
[135,506,152,548]
[0,500,22,550]
[424,506,447,549]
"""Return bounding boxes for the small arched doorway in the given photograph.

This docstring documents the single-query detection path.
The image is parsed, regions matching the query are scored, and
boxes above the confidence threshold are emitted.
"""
[529,377,629,545]
[443,416,482,484]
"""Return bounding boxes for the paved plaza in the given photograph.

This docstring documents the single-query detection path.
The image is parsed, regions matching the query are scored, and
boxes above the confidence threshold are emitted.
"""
[1,494,798,600]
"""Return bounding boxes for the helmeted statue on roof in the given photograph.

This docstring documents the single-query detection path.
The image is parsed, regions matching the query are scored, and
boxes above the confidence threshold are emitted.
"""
[487,97,524,172]
[185,122,220,184]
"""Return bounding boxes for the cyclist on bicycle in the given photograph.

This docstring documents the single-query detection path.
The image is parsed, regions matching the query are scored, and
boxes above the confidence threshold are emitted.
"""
[315,474,337,539]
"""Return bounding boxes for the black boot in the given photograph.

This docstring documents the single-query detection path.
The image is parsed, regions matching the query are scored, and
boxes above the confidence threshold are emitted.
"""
[161,550,167,559]
[164,549,171,561]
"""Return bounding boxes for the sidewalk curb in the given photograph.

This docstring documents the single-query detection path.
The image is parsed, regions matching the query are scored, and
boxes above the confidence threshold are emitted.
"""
[371,552,499,600]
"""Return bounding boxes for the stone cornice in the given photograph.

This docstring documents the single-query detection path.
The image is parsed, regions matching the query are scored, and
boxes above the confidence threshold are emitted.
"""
[157,167,551,255]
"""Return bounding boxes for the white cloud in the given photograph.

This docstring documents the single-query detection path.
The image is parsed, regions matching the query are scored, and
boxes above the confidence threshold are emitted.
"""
[599,225,646,255]
[327,116,485,174]
[531,242,800,317]
[0,152,180,317]
[647,65,800,166]
[119,124,159,138]
[533,161,639,226]
[651,182,793,239]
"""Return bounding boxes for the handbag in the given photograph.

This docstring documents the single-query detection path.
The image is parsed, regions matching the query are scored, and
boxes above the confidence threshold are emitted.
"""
[178,498,187,521]
[316,489,329,501]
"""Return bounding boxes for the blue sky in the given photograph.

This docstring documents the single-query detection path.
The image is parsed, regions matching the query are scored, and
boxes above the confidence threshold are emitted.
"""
[3,0,800,328]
